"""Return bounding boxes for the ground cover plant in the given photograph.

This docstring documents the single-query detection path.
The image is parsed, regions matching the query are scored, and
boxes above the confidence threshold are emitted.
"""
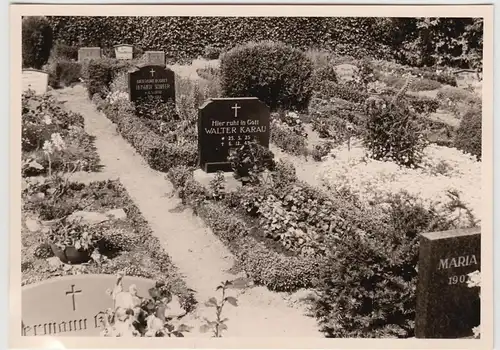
[21,90,101,177]
[21,176,197,311]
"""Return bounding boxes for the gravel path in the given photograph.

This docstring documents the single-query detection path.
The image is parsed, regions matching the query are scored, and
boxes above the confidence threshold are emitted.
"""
[51,85,322,338]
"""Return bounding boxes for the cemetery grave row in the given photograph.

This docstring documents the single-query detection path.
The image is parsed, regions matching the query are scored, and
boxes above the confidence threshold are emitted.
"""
[20,85,195,337]
[87,56,481,339]
[20,41,482,339]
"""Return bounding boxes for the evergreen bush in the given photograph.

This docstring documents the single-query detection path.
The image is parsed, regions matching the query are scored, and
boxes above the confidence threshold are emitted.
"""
[220,41,313,111]
[22,16,54,69]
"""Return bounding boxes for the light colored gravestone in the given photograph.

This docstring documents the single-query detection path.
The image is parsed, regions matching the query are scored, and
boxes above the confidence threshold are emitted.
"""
[22,274,155,336]
[22,69,48,95]
[114,44,134,60]
[144,51,166,66]
[77,47,102,62]
[415,227,481,338]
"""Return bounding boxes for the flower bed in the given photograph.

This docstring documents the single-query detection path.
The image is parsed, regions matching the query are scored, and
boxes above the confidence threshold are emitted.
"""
[316,141,481,227]
[166,165,327,291]
[22,90,101,177]
[21,177,197,310]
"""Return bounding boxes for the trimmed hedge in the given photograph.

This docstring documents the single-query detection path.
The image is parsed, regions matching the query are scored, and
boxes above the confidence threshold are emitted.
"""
[86,58,137,99]
[47,60,82,88]
[101,99,198,172]
[220,41,314,111]
[46,17,482,68]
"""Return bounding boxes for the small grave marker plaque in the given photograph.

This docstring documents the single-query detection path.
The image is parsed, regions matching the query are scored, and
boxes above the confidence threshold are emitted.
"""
[77,47,102,62]
[198,97,270,173]
[114,44,134,60]
[22,274,156,336]
[415,227,481,338]
[22,69,48,95]
[128,64,175,104]
[144,51,165,66]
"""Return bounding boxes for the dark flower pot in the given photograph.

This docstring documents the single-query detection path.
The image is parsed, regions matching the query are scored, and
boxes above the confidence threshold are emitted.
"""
[49,243,93,264]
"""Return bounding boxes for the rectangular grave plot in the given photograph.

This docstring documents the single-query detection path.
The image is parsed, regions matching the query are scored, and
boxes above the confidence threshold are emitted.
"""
[415,227,481,339]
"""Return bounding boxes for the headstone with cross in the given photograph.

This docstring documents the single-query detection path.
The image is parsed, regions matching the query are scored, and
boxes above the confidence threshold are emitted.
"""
[21,274,156,336]
[114,44,134,60]
[128,64,175,104]
[197,97,270,173]
[415,227,481,338]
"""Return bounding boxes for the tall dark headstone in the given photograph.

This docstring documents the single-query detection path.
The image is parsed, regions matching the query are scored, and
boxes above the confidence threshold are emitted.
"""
[128,64,175,104]
[198,97,270,173]
[415,227,481,338]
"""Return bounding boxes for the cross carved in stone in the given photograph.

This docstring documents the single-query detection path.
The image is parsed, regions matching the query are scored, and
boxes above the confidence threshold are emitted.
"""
[66,284,82,312]
[231,103,241,118]
[149,68,156,77]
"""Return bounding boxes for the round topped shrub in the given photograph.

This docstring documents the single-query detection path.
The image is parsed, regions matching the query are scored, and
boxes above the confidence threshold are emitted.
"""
[220,41,313,111]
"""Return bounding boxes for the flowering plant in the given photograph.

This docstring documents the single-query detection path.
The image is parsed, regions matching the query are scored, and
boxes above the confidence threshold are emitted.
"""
[99,272,189,337]
[317,142,481,227]
[467,270,481,339]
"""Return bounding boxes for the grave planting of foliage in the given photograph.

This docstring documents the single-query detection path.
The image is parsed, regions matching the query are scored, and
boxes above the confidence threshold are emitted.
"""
[21,178,197,311]
[21,90,101,177]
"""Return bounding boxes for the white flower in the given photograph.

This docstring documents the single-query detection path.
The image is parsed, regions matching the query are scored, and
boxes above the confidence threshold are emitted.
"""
[472,325,480,338]
[43,114,52,125]
[50,133,66,152]
[42,140,53,155]
[467,270,481,288]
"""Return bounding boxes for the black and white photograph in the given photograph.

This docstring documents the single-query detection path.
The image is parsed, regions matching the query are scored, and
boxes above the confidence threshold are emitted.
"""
[10,4,494,348]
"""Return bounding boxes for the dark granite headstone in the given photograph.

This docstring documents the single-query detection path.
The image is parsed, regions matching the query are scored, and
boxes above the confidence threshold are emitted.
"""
[415,227,481,338]
[128,64,175,104]
[198,97,270,173]
[22,274,156,336]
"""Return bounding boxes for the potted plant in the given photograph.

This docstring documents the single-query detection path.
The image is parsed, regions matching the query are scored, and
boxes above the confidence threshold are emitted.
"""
[47,219,102,264]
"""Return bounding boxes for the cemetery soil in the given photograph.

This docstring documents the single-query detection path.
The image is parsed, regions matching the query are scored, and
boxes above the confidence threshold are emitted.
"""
[51,85,322,337]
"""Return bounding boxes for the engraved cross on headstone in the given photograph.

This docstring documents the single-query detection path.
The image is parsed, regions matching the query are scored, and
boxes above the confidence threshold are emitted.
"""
[231,103,241,118]
[149,68,155,77]
[65,284,82,312]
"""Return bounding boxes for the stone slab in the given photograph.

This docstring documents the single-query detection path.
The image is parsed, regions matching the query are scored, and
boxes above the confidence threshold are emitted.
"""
[22,274,156,336]
[22,69,48,95]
